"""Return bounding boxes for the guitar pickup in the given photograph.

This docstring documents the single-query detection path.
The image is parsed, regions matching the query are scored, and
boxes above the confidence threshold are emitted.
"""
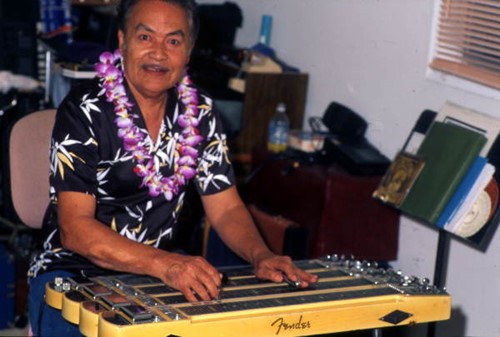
[120,304,155,323]
[101,293,132,309]
[81,284,113,299]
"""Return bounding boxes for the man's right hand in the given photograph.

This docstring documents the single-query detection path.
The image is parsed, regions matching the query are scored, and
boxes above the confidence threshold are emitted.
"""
[156,253,222,302]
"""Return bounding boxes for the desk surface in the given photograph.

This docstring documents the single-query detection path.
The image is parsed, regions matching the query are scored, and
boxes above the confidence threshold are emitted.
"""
[61,67,96,79]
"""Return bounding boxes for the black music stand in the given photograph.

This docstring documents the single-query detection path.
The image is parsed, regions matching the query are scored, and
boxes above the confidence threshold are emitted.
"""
[400,109,500,337]
[427,229,451,337]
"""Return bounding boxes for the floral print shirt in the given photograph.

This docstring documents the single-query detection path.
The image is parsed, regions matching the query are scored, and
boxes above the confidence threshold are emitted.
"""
[29,78,235,278]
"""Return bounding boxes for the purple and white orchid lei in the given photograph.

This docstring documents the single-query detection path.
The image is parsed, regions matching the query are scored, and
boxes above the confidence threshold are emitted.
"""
[95,50,203,200]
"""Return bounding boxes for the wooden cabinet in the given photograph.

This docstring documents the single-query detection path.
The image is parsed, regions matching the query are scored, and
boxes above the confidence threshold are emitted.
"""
[231,72,308,155]
[245,146,400,261]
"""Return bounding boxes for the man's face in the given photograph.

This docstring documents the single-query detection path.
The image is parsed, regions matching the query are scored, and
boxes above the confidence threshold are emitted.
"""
[118,0,192,99]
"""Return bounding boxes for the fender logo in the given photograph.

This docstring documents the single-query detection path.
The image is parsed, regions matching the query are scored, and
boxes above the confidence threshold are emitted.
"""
[271,315,311,335]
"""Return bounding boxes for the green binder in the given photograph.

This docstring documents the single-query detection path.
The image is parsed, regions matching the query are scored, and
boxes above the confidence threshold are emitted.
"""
[400,122,487,225]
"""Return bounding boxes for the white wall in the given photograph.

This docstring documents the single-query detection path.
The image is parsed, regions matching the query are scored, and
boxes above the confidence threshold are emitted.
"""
[197,0,500,336]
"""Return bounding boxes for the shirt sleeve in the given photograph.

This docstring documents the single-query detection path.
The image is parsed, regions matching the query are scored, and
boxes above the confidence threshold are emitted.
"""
[49,86,100,197]
[194,95,236,196]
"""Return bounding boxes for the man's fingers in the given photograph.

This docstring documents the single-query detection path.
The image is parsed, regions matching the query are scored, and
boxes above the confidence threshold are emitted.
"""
[190,282,212,302]
[180,264,221,301]
[162,255,223,302]
[195,269,221,299]
[182,287,199,303]
[254,254,319,288]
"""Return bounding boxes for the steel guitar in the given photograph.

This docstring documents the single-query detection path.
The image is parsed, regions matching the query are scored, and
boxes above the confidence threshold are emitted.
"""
[45,256,451,337]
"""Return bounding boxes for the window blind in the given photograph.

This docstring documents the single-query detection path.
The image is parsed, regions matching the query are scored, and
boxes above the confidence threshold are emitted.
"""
[430,0,500,90]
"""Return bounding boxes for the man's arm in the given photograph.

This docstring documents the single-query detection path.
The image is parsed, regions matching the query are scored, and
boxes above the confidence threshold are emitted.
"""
[57,191,222,302]
[201,186,318,286]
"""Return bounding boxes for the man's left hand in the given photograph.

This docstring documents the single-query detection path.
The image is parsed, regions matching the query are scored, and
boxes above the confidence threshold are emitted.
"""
[253,253,319,288]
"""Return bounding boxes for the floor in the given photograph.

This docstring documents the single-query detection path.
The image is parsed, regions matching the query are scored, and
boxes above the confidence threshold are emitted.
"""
[0,326,29,337]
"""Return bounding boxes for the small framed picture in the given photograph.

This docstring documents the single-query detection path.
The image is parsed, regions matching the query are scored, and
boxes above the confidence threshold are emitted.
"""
[373,151,425,207]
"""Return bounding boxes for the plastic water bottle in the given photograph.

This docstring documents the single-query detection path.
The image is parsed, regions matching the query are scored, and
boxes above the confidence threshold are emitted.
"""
[267,102,290,153]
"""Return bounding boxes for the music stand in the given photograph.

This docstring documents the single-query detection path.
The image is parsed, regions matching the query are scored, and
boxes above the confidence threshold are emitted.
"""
[399,107,500,337]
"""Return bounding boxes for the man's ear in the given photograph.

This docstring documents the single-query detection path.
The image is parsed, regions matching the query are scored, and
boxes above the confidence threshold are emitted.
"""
[118,30,125,51]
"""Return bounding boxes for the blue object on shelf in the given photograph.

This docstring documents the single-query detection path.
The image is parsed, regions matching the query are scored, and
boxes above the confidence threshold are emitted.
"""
[259,15,272,46]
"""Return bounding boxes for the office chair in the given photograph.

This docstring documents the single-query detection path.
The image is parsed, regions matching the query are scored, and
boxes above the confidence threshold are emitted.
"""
[0,109,55,236]
[0,108,55,332]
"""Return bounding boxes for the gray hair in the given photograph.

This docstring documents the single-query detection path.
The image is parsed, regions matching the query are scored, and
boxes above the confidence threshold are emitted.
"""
[116,0,199,45]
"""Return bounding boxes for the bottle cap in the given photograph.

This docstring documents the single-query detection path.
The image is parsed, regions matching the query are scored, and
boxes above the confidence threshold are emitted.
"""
[277,102,286,112]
